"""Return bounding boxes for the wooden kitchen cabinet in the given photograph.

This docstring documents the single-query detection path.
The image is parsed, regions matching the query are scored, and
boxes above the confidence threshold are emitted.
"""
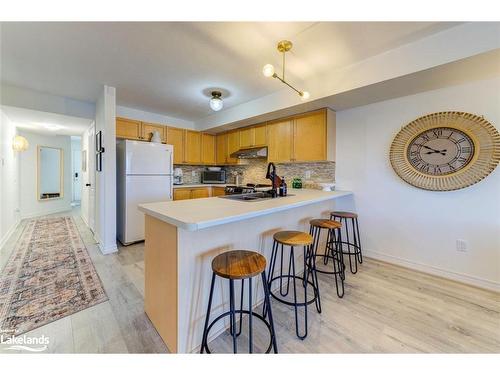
[142,122,167,143]
[211,186,226,197]
[201,133,216,165]
[293,110,327,162]
[185,130,202,164]
[239,124,267,149]
[167,127,185,164]
[267,118,293,163]
[190,188,210,199]
[226,130,240,164]
[173,187,211,200]
[216,133,227,165]
[116,117,142,140]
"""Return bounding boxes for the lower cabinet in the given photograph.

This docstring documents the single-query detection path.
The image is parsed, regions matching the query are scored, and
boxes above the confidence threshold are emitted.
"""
[173,187,213,201]
[211,186,226,197]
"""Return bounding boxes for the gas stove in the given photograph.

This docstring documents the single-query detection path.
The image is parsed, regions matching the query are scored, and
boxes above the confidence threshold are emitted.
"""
[224,183,272,195]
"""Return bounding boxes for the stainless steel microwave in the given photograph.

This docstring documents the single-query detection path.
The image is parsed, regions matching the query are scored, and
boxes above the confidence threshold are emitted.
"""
[201,170,226,184]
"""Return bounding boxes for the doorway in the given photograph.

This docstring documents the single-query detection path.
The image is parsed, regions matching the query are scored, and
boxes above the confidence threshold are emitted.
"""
[81,123,96,234]
[71,136,82,205]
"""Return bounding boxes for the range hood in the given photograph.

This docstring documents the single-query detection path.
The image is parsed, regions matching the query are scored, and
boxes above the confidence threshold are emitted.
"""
[230,146,268,159]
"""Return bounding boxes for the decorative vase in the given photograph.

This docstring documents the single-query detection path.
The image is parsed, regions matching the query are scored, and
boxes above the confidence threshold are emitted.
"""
[151,130,161,143]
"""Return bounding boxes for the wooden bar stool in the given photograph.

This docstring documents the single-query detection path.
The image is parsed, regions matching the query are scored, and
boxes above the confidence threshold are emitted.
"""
[200,250,278,354]
[264,230,320,340]
[309,219,345,298]
[330,211,363,274]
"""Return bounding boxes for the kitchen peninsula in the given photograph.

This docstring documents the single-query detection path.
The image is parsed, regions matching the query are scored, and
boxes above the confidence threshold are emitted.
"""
[138,189,352,353]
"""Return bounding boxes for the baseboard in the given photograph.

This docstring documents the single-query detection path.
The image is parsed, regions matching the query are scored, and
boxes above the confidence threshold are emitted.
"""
[0,219,20,251]
[363,249,500,292]
[98,241,118,255]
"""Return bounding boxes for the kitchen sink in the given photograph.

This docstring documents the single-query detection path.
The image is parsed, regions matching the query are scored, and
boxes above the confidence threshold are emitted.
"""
[219,192,294,202]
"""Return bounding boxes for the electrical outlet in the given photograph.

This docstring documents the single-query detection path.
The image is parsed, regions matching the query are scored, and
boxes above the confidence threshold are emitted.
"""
[192,170,196,177]
[305,170,312,179]
[456,239,468,252]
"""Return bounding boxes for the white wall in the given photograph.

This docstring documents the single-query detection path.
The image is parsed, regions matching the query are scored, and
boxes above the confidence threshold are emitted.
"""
[116,105,194,129]
[0,109,20,248]
[18,130,72,218]
[335,77,500,291]
[95,86,117,254]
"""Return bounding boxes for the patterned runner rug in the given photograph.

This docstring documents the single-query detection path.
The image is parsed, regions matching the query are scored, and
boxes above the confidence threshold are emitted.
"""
[0,216,107,335]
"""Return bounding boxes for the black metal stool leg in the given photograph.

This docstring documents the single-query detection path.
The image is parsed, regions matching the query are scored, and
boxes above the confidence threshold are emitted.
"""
[355,217,363,264]
[333,229,345,297]
[279,244,292,297]
[200,272,216,353]
[263,240,278,317]
[248,277,253,353]
[308,243,322,313]
[261,271,278,353]
[230,279,244,337]
[290,246,307,339]
[229,279,237,353]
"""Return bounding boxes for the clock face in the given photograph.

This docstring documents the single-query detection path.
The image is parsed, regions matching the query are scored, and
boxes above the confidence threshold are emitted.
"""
[407,127,475,176]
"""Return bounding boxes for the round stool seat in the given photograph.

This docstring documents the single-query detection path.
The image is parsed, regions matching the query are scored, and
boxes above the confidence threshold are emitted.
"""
[212,250,266,280]
[273,231,313,246]
[310,219,342,230]
[331,211,358,219]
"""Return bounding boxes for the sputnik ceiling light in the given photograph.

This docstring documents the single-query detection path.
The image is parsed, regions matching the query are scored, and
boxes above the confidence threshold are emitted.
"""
[209,91,223,111]
[262,40,310,101]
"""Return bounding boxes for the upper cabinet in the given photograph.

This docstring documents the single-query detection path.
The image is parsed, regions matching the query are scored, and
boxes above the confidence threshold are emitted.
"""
[116,117,142,140]
[216,133,227,165]
[267,118,293,163]
[185,130,202,164]
[201,133,216,165]
[116,108,335,165]
[239,123,267,149]
[166,127,185,164]
[267,109,335,163]
[226,130,240,165]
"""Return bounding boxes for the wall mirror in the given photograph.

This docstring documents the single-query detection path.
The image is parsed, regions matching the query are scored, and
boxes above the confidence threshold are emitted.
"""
[38,146,63,200]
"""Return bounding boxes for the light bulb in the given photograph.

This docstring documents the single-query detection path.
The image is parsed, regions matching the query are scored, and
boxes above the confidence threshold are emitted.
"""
[300,91,310,101]
[209,97,223,111]
[262,64,275,78]
[12,135,29,152]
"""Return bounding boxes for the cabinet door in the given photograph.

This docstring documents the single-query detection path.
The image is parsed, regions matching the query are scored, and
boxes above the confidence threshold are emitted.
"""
[116,117,142,140]
[173,188,191,201]
[185,130,202,164]
[191,188,210,199]
[142,122,166,143]
[216,133,227,165]
[253,124,267,146]
[201,133,216,165]
[226,130,240,164]
[267,119,293,163]
[239,128,253,149]
[293,111,327,162]
[211,186,226,197]
[167,127,185,164]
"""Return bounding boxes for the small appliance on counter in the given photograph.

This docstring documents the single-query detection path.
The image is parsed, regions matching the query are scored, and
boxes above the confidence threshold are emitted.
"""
[201,168,226,184]
[174,167,183,185]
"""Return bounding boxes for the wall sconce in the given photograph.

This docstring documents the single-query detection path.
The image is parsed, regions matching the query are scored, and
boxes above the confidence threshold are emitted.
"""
[12,135,29,152]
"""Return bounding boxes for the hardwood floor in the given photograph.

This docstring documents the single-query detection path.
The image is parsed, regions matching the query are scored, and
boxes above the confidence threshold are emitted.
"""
[0,210,498,353]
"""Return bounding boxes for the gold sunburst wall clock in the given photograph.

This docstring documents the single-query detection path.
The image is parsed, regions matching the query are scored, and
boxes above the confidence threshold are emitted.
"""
[390,111,500,191]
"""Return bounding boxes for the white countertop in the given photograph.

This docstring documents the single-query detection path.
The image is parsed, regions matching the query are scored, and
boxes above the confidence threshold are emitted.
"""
[139,189,352,231]
[173,184,227,189]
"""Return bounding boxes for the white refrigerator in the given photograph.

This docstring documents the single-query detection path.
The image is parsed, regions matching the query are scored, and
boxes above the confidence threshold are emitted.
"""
[117,140,173,245]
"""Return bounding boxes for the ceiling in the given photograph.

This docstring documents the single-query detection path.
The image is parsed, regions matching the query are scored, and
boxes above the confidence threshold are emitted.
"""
[1,22,462,121]
[2,105,93,136]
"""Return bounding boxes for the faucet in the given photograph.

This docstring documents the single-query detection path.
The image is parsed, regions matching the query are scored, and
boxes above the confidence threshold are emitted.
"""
[266,162,281,198]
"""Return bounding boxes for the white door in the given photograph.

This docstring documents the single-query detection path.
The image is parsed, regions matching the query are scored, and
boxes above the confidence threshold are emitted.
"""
[88,125,96,233]
[72,147,82,202]
[123,175,172,244]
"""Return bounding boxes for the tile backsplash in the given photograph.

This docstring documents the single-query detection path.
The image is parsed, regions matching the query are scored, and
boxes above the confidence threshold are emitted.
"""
[175,160,335,189]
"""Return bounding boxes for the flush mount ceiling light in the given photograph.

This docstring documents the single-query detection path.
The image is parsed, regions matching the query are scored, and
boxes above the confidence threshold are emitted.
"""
[12,135,29,152]
[209,91,223,111]
[263,40,310,101]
